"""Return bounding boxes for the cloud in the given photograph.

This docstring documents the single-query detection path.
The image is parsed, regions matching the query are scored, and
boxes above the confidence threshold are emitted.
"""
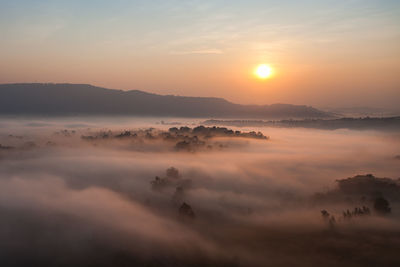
[169,49,223,55]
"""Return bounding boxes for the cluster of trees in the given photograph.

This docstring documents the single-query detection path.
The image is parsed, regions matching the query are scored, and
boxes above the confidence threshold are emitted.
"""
[54,129,76,137]
[150,167,187,191]
[81,126,268,142]
[150,167,196,219]
[321,210,336,229]
[336,174,400,200]
[179,202,195,219]
[374,197,391,214]
[80,126,268,152]
[174,136,207,152]
[313,174,400,205]
[321,196,392,229]
[342,206,371,219]
[169,125,268,139]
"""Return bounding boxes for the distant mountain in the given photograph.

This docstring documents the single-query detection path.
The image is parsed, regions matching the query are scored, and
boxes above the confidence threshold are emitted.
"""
[0,83,331,118]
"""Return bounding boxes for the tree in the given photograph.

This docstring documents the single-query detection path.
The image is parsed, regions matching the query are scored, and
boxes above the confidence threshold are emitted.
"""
[166,167,180,179]
[374,197,391,214]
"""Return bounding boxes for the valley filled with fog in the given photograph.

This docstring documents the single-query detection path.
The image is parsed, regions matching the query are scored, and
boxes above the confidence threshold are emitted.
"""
[0,116,399,267]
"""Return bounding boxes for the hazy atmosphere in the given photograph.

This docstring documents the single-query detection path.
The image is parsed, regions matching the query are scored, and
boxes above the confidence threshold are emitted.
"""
[1,0,399,108]
[1,1,399,267]
[1,117,400,266]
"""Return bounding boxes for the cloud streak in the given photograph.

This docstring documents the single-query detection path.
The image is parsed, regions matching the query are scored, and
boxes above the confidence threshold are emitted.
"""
[170,49,224,55]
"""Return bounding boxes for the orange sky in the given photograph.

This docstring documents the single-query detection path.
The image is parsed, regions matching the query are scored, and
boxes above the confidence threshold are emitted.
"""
[0,0,399,109]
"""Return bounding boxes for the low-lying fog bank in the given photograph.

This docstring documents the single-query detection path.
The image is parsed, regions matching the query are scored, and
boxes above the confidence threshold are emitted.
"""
[0,117,399,267]
[203,116,400,131]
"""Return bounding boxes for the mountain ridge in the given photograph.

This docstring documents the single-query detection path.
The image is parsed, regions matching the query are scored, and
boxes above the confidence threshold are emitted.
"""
[0,83,332,119]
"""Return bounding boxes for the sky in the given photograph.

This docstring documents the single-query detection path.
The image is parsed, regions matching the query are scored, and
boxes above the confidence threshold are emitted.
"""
[0,0,399,109]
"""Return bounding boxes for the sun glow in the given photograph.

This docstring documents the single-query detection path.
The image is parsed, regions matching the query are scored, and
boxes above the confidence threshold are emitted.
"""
[255,64,273,79]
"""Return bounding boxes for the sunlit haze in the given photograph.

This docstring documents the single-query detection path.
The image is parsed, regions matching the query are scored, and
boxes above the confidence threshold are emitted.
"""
[0,0,399,108]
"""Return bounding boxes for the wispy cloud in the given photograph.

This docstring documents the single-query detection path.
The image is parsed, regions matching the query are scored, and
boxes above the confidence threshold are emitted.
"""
[169,49,223,55]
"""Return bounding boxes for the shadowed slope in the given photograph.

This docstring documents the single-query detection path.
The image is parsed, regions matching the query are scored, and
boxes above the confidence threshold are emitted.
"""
[0,83,331,118]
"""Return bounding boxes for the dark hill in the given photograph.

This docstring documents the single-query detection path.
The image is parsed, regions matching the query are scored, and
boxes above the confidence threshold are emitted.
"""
[0,83,331,118]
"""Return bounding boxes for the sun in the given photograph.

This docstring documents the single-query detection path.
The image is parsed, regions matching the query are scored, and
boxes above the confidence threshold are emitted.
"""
[255,64,273,79]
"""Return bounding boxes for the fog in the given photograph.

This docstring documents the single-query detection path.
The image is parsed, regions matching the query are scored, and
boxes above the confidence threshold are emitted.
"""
[0,117,399,267]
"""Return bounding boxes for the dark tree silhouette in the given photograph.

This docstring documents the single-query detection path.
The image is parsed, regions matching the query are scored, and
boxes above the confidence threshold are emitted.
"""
[374,197,391,214]
[166,167,180,179]
[321,210,330,219]
[179,202,195,219]
[172,186,185,206]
